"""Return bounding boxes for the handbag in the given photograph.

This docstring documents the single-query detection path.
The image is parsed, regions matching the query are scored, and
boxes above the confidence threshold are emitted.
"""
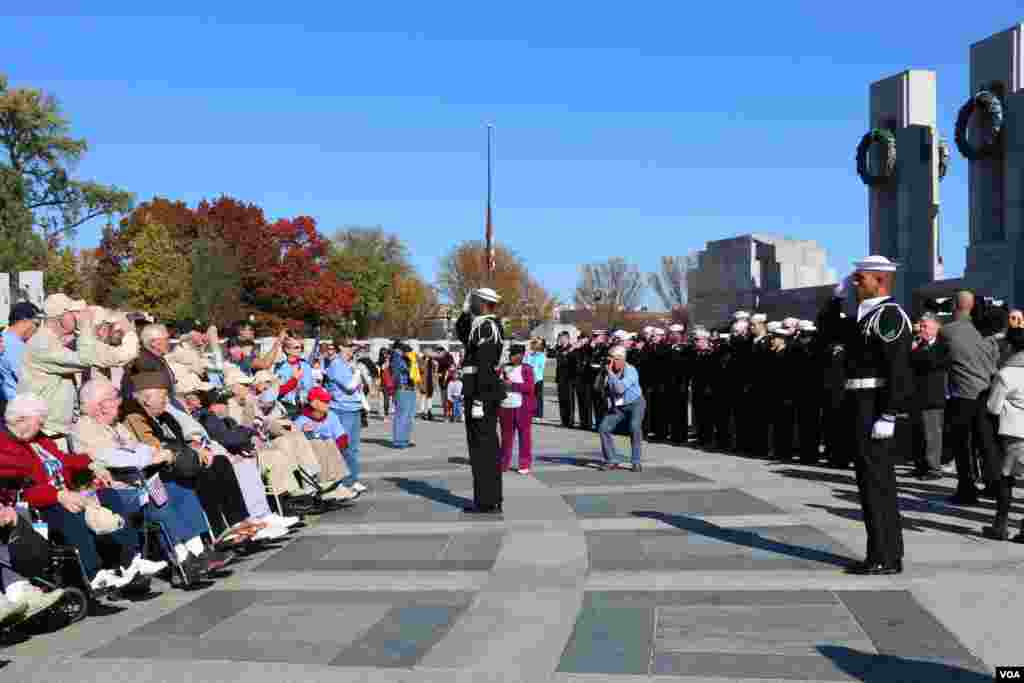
[7,514,50,578]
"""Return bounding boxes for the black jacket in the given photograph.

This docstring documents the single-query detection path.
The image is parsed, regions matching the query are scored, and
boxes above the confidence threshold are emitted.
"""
[910,338,950,410]
[197,409,256,454]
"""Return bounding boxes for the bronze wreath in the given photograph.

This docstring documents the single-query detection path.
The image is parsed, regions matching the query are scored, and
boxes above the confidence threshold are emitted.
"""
[955,90,1003,160]
[856,128,896,186]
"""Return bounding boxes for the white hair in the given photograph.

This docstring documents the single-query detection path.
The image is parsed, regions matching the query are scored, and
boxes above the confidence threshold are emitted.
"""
[140,324,170,351]
[80,377,116,414]
[5,393,48,422]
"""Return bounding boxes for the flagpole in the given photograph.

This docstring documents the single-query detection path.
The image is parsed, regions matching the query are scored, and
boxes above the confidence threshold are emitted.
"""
[485,123,495,284]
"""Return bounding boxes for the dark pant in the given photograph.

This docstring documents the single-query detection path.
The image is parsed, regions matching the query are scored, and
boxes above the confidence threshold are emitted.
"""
[824,390,850,466]
[650,386,668,440]
[557,380,575,427]
[693,390,715,445]
[177,455,249,536]
[534,381,544,418]
[849,390,904,566]
[99,480,208,556]
[772,401,795,460]
[466,398,502,509]
[948,397,999,496]
[592,386,607,431]
[670,389,690,444]
[576,380,593,430]
[40,504,140,579]
[713,389,736,449]
[912,408,944,473]
[797,397,822,462]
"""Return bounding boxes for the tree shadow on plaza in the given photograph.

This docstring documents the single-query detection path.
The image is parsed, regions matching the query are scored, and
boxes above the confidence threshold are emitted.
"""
[383,477,472,510]
[632,511,856,568]
[817,646,990,683]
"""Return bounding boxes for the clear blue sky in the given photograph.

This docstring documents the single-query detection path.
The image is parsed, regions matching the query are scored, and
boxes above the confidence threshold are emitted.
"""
[5,4,1023,305]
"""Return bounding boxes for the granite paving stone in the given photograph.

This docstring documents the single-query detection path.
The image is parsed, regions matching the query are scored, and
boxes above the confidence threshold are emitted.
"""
[532,467,710,487]
[564,489,785,518]
[330,605,467,668]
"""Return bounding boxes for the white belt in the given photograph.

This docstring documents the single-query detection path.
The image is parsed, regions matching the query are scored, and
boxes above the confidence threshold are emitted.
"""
[845,378,887,390]
[461,366,477,375]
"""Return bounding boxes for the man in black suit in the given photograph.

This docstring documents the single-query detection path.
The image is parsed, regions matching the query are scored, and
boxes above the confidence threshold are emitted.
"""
[910,313,950,480]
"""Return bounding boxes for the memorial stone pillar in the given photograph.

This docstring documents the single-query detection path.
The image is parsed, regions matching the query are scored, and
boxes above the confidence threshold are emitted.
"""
[861,70,942,309]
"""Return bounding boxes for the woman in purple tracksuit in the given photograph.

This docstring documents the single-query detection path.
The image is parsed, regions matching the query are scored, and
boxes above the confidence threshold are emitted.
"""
[499,344,535,474]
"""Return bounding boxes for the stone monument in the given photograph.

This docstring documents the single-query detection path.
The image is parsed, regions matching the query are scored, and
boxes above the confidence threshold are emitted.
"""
[959,23,1024,305]
[860,69,943,308]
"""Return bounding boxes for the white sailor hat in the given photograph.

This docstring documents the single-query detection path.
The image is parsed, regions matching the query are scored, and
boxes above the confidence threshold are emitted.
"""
[475,287,501,303]
[642,325,654,334]
[612,329,629,340]
[765,321,782,333]
[652,327,666,336]
[751,313,767,324]
[798,320,816,332]
[693,328,711,339]
[718,332,732,340]
[771,327,794,338]
[733,311,750,320]
[852,255,899,272]
[592,329,608,336]
[668,323,685,333]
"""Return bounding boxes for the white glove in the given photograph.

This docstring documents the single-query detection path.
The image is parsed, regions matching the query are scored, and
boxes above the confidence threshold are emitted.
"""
[462,292,473,313]
[871,418,895,440]
[833,275,851,299]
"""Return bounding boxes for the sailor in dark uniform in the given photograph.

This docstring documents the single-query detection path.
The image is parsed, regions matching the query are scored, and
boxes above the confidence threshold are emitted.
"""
[572,336,593,430]
[554,331,576,428]
[455,287,506,514]
[589,330,611,430]
[747,314,772,454]
[666,324,691,445]
[690,328,716,448]
[820,256,912,575]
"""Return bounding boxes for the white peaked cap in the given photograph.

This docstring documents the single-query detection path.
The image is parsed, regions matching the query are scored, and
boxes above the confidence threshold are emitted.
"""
[733,311,750,320]
[798,320,816,331]
[668,324,685,332]
[766,321,782,332]
[694,328,710,339]
[751,313,767,323]
[853,255,899,272]
[612,330,629,340]
[653,328,666,335]
[642,325,654,333]
[771,327,794,337]
[475,287,501,303]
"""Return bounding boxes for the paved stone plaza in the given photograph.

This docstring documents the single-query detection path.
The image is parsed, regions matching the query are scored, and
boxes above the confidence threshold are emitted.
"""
[1,395,1020,682]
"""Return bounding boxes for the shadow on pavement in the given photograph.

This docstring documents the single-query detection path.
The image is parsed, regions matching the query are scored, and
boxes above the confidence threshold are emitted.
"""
[383,477,472,509]
[817,646,990,682]
[536,455,603,468]
[806,502,978,536]
[632,511,855,568]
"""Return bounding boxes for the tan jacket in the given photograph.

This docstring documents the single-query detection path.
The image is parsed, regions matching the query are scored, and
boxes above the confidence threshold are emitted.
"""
[73,415,157,470]
[18,326,139,436]
[165,340,214,378]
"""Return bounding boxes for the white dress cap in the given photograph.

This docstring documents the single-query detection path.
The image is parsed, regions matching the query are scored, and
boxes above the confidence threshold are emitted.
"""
[852,255,899,272]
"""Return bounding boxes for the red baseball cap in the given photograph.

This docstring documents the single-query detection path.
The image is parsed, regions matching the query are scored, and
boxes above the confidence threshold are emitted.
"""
[307,387,331,403]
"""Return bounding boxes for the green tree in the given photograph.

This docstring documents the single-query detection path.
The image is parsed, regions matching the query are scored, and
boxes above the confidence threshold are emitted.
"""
[189,237,242,327]
[116,223,191,320]
[329,226,411,336]
[44,246,84,297]
[0,74,133,245]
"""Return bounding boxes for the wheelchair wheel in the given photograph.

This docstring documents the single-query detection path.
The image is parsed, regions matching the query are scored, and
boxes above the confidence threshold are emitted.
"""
[59,587,88,624]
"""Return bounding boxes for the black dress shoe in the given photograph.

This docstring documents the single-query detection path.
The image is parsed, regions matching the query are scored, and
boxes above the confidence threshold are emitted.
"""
[632,463,642,473]
[948,493,979,506]
[845,561,901,575]
[462,505,502,514]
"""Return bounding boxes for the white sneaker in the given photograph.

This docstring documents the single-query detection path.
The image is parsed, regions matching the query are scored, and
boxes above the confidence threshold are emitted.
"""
[323,486,358,501]
[262,513,300,529]
[90,568,135,591]
[517,468,531,475]
[6,582,64,619]
[351,482,368,493]
[253,525,289,542]
[126,554,168,577]
[0,595,28,626]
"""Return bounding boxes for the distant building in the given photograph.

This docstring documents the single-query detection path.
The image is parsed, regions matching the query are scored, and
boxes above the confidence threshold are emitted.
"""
[687,234,837,326]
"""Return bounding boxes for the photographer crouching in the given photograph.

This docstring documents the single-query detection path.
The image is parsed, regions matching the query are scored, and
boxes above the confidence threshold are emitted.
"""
[597,345,645,472]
